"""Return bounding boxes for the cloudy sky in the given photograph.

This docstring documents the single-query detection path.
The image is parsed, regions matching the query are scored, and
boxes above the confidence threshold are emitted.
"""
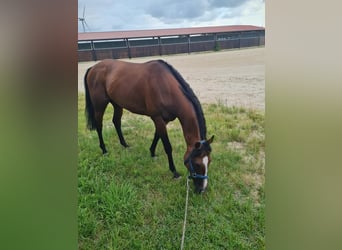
[78,0,264,32]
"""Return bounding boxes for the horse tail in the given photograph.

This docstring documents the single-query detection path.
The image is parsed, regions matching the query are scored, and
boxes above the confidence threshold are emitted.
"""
[84,67,97,130]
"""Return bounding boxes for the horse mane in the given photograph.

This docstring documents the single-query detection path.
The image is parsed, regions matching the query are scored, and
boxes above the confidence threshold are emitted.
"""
[157,60,207,140]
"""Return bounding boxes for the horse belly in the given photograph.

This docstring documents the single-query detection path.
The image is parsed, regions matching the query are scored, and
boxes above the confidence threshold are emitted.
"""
[104,75,141,110]
[105,68,179,119]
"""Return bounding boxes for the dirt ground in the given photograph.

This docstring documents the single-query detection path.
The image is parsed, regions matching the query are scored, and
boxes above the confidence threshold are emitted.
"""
[78,47,264,111]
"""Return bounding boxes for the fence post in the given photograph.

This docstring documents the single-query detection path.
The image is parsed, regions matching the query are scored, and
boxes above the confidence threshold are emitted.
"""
[239,32,241,49]
[125,38,131,59]
[187,35,190,54]
[90,41,97,61]
[158,37,162,56]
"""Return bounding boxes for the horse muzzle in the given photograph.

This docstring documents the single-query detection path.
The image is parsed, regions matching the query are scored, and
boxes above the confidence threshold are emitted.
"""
[195,187,206,193]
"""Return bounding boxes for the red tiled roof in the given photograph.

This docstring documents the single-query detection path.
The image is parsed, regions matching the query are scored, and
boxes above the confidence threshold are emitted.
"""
[78,25,264,41]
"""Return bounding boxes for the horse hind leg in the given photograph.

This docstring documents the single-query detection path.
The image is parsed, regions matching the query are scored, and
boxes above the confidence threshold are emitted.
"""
[94,109,108,154]
[149,131,160,157]
[112,104,129,147]
[90,96,111,154]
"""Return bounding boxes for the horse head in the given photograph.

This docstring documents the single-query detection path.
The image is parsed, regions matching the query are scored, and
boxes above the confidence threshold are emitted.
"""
[184,135,214,193]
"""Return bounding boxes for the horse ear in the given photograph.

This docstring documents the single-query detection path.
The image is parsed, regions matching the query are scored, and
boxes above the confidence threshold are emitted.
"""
[207,135,214,144]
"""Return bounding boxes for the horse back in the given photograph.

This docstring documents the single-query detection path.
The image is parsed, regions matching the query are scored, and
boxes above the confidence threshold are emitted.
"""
[87,59,192,120]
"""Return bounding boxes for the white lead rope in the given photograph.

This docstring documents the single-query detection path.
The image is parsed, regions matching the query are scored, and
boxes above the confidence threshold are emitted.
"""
[180,177,190,250]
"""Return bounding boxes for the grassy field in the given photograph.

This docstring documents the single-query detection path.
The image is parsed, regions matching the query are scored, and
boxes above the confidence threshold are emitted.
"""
[78,93,265,249]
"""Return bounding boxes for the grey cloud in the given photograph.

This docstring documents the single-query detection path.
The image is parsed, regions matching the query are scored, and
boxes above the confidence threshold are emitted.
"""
[208,0,249,8]
[147,1,207,20]
[78,0,264,32]
[145,0,251,23]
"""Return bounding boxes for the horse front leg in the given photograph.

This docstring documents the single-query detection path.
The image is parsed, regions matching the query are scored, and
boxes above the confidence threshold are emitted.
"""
[152,117,180,179]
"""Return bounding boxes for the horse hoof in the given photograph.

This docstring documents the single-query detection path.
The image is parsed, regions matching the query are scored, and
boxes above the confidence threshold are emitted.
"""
[173,172,181,179]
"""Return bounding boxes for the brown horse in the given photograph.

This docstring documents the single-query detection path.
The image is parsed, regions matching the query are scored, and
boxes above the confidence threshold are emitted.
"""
[84,59,214,192]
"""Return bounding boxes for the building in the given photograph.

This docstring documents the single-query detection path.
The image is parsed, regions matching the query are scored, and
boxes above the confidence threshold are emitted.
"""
[78,25,265,62]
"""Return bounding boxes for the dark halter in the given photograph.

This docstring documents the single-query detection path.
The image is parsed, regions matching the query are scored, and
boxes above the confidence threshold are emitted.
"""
[184,140,209,180]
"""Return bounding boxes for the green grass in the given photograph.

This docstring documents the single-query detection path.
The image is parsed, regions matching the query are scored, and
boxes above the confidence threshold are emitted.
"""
[78,94,265,249]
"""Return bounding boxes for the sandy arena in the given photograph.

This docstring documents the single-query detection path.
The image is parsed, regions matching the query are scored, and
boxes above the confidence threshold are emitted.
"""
[78,47,264,111]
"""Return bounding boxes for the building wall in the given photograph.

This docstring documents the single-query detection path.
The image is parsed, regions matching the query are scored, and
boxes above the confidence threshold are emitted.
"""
[78,31,265,62]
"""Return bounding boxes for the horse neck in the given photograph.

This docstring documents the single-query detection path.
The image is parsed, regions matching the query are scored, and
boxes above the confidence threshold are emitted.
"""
[178,106,202,152]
